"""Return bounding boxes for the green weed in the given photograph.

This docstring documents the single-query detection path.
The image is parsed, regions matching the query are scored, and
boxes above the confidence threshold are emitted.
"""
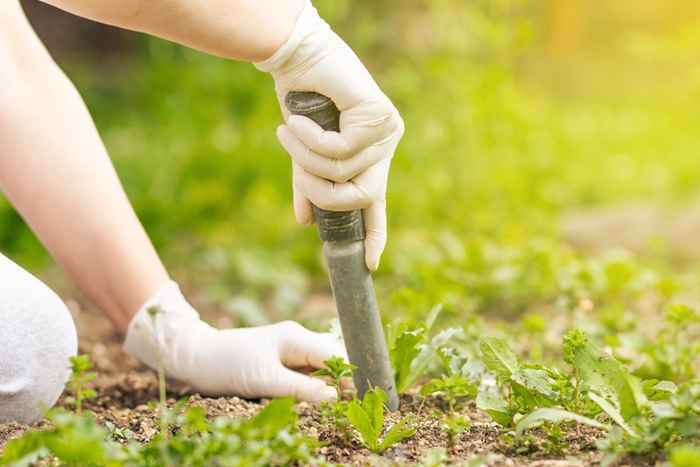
[345,388,415,453]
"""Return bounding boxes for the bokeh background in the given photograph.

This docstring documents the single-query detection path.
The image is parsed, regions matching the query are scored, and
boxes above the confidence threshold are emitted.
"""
[6,1,700,336]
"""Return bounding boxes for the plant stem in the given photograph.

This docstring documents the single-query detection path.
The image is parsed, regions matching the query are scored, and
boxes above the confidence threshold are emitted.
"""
[76,382,82,416]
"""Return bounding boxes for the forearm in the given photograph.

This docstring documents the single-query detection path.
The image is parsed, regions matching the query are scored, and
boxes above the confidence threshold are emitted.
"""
[40,0,305,62]
[0,10,168,332]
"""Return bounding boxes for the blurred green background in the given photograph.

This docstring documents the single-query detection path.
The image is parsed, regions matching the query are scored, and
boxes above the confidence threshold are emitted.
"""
[7,0,700,329]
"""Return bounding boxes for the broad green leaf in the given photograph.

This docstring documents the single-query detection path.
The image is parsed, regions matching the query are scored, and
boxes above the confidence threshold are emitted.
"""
[512,368,558,401]
[345,388,388,452]
[346,400,379,451]
[378,419,416,451]
[564,330,640,420]
[480,338,520,382]
[515,408,608,435]
[476,390,512,426]
[247,397,297,438]
[588,392,638,437]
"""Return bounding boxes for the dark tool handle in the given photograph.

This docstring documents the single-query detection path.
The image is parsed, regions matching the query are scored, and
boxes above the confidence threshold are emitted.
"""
[284,91,364,242]
[285,91,400,411]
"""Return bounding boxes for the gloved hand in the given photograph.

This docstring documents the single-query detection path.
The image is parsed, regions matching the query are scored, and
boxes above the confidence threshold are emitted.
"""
[255,0,404,271]
[123,281,345,402]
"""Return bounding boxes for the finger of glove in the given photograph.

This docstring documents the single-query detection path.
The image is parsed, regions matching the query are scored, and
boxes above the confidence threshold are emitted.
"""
[363,200,387,271]
[279,125,392,183]
[286,101,400,161]
[278,323,348,369]
[294,164,389,211]
[291,162,314,225]
[273,366,337,402]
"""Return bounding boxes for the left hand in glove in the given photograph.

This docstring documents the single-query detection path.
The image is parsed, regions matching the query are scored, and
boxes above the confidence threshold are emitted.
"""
[123,281,345,402]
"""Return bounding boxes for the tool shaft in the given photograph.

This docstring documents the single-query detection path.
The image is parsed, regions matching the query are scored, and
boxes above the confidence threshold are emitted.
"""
[285,91,399,410]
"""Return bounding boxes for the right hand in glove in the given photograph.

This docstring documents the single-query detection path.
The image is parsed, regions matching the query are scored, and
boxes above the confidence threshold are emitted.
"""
[255,0,404,271]
[123,281,345,402]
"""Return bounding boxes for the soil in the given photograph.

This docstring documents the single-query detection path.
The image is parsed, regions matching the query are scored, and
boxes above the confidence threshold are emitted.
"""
[562,196,700,262]
[0,286,661,466]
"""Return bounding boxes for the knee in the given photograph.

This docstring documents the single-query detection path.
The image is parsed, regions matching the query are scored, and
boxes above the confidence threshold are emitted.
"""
[0,256,78,424]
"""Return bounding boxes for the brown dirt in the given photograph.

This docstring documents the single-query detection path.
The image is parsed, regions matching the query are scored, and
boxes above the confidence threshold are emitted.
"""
[561,196,700,262]
[0,287,662,466]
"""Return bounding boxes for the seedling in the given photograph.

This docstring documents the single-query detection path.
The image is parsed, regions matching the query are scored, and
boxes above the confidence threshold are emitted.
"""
[318,399,354,444]
[421,374,477,412]
[441,415,470,447]
[312,356,357,399]
[345,387,415,453]
[66,354,97,415]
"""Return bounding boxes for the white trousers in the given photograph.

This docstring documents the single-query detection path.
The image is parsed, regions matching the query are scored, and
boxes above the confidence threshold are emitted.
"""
[0,252,77,424]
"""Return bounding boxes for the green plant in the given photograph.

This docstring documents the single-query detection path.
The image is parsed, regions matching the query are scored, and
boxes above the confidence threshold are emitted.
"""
[441,415,470,447]
[388,314,463,395]
[65,354,97,416]
[312,356,357,399]
[421,375,477,412]
[0,409,119,466]
[597,382,700,465]
[476,337,566,426]
[318,399,354,443]
[634,304,700,382]
[345,388,415,453]
[1,398,326,466]
[390,324,426,393]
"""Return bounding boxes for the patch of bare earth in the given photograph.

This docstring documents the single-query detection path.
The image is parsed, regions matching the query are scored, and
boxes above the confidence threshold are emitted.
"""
[561,196,700,262]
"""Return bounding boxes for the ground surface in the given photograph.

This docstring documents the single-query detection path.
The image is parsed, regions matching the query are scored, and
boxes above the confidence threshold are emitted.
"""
[0,288,663,467]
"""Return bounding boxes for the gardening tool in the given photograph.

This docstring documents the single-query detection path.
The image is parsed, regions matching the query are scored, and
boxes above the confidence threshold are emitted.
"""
[285,91,399,411]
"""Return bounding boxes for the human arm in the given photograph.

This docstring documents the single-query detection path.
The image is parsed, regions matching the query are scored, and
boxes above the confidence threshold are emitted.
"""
[0,1,343,401]
[0,1,168,331]
[39,0,305,62]
[38,0,404,271]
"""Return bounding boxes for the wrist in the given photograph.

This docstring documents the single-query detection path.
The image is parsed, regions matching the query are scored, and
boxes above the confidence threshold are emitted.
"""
[254,0,330,73]
[122,281,209,382]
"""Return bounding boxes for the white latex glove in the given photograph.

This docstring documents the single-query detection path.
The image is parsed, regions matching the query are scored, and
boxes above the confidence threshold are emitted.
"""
[255,0,404,271]
[123,281,345,402]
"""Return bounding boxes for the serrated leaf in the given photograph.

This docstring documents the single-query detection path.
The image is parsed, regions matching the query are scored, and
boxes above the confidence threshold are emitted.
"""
[392,326,462,393]
[515,408,608,435]
[378,419,416,451]
[391,328,426,393]
[480,338,520,382]
[365,389,386,435]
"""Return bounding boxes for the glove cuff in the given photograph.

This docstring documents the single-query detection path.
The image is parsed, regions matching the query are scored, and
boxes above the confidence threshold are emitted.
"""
[254,0,330,73]
[122,280,204,381]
